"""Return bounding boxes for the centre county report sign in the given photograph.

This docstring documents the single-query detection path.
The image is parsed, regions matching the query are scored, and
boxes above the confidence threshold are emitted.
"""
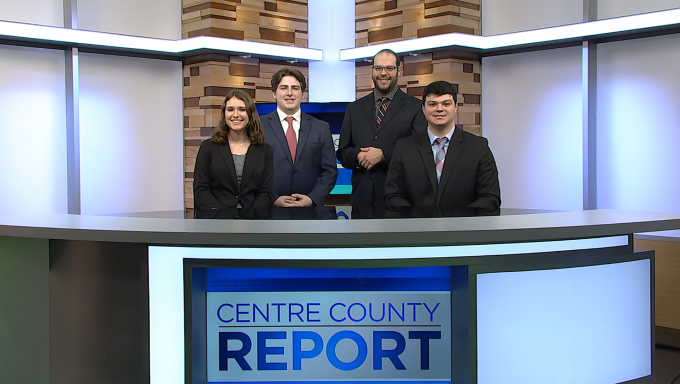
[204,267,452,383]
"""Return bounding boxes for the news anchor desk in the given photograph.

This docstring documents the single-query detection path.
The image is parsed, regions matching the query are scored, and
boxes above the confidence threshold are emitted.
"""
[1,210,679,384]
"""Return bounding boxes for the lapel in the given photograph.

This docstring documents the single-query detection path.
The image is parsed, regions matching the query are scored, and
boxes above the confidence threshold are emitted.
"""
[436,126,464,205]
[416,131,439,198]
[296,113,312,164]
[241,145,259,188]
[361,93,376,128]
[266,112,295,166]
[376,88,406,135]
[216,142,239,188]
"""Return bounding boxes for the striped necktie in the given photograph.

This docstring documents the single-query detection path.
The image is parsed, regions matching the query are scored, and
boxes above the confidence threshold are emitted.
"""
[376,97,388,128]
[434,137,448,182]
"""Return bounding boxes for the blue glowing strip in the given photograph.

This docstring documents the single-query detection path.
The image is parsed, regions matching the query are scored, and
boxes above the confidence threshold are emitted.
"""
[330,184,352,195]
[0,20,323,61]
[208,266,450,279]
[206,277,450,292]
[208,381,451,384]
[205,266,451,292]
[339,8,680,60]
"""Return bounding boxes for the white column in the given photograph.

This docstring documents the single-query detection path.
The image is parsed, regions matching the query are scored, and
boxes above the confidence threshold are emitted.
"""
[308,0,356,102]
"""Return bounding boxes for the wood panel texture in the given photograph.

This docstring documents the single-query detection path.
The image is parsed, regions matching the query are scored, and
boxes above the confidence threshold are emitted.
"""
[635,239,680,330]
[182,0,308,47]
[355,0,481,136]
[355,0,480,46]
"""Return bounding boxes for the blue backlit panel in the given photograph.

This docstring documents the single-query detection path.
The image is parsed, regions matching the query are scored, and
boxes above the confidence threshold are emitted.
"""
[203,266,451,383]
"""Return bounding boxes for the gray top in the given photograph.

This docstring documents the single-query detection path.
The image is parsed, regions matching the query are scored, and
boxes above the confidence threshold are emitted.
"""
[232,154,246,186]
[1,210,680,247]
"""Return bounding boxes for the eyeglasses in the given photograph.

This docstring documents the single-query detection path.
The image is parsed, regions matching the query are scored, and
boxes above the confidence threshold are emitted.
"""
[373,65,397,73]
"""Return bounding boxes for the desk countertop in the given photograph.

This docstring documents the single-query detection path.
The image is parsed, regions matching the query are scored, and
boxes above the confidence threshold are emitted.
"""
[2,210,680,247]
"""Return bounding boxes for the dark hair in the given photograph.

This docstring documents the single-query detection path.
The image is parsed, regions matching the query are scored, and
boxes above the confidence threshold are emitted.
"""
[372,49,400,67]
[422,81,458,105]
[212,89,266,145]
[271,67,307,93]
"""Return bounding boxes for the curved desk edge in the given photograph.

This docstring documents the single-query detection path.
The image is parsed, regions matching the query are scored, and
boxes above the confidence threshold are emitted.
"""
[1,210,680,247]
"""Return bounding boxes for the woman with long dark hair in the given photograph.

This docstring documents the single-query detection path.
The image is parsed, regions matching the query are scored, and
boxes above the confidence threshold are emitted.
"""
[193,89,273,218]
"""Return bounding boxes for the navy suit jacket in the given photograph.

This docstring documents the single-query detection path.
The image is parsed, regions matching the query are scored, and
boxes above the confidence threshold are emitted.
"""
[262,110,338,206]
[385,126,501,216]
[336,88,426,217]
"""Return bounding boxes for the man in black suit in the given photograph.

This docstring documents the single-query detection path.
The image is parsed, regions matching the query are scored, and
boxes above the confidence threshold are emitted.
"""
[385,81,500,216]
[336,49,426,218]
[262,67,338,208]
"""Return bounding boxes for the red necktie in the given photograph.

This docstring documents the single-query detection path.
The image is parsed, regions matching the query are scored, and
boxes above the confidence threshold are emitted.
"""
[285,116,297,163]
[376,97,388,128]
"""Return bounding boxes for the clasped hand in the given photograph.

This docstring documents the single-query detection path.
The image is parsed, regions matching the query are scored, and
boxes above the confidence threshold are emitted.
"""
[273,194,313,207]
[357,147,384,170]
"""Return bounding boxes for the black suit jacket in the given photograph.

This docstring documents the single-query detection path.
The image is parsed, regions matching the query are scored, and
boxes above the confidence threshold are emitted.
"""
[193,139,273,218]
[336,88,426,217]
[262,111,338,206]
[385,126,501,216]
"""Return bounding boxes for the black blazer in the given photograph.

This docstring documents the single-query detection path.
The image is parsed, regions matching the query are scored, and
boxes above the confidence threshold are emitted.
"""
[336,88,426,216]
[385,126,501,216]
[262,111,337,206]
[193,139,273,218]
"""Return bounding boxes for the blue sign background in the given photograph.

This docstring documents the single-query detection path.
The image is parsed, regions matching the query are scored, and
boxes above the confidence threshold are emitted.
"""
[206,266,451,292]
[205,266,452,383]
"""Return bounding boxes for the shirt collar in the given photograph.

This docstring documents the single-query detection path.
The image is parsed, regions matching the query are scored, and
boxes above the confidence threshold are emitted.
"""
[373,86,398,102]
[427,125,455,145]
[276,107,301,123]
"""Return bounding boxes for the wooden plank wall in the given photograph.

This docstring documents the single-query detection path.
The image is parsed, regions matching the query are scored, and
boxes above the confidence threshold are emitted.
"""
[356,0,482,135]
[635,239,680,330]
[355,0,481,46]
[182,0,309,212]
[182,0,308,46]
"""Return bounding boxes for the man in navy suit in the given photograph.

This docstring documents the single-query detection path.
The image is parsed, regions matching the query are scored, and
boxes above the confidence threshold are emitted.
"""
[262,67,338,208]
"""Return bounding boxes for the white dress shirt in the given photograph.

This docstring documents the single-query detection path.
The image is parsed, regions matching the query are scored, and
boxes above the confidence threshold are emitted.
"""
[427,126,455,164]
[276,107,301,140]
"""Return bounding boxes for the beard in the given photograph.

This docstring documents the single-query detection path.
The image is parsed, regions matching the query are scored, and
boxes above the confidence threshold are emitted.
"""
[373,74,398,94]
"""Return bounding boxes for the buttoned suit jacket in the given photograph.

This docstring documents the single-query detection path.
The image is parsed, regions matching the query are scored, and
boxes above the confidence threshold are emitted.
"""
[193,139,273,218]
[384,126,501,216]
[262,111,338,206]
[336,88,426,215]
